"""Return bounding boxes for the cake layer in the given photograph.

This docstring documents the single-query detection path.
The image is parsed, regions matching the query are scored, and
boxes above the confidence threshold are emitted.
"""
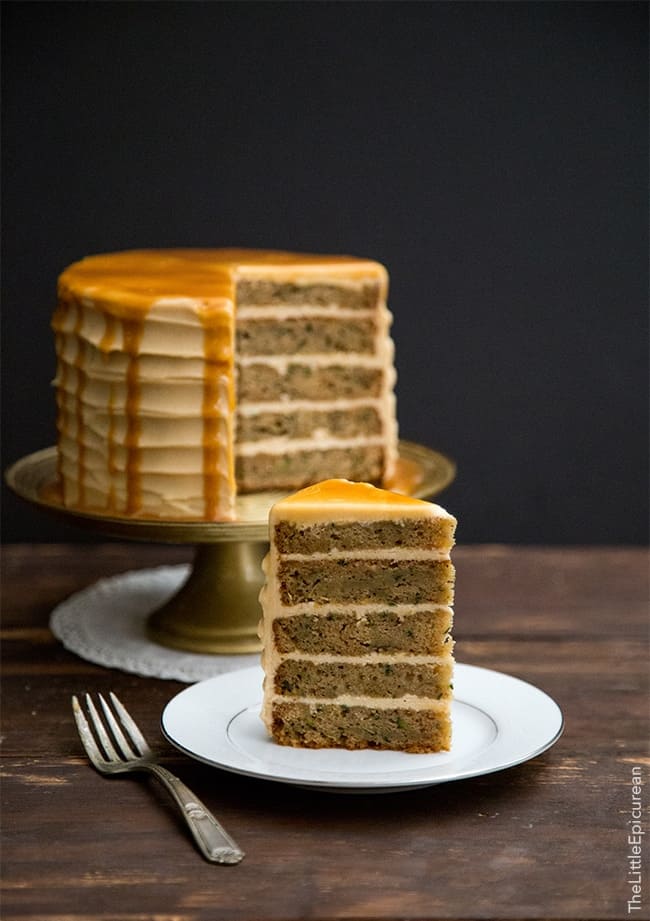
[272,607,453,656]
[274,658,454,699]
[236,446,385,492]
[236,405,382,442]
[277,558,455,606]
[236,280,382,309]
[243,362,385,402]
[273,518,456,554]
[270,701,451,752]
[236,317,377,356]
[237,362,385,402]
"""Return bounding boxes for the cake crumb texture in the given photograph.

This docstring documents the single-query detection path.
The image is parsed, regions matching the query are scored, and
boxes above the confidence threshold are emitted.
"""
[274,518,456,553]
[277,558,455,606]
[274,659,454,699]
[272,701,452,752]
[272,608,453,656]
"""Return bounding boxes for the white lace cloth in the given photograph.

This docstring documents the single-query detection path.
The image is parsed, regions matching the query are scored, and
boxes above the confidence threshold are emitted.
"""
[49,565,260,682]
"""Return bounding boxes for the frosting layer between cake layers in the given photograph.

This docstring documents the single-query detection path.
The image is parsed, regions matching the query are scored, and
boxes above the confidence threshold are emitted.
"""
[53,249,397,520]
[260,479,457,752]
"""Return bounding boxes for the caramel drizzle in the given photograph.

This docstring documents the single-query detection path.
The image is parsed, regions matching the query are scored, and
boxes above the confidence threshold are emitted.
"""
[122,317,145,515]
[99,312,118,352]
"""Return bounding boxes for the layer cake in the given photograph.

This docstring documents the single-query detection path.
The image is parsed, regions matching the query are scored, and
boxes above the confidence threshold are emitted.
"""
[260,479,457,752]
[52,249,397,519]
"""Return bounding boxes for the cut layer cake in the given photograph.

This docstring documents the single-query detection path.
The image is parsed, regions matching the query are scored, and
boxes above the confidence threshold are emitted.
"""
[260,479,457,752]
[52,249,397,519]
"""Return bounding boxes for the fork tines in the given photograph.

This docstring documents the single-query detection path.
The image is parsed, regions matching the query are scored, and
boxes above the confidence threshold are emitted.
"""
[73,692,150,765]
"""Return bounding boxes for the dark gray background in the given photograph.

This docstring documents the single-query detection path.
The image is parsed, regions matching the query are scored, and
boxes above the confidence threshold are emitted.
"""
[2,1,647,544]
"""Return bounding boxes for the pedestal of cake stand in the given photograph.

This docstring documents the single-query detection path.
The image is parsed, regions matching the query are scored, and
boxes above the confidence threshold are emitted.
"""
[146,541,266,653]
[5,441,456,657]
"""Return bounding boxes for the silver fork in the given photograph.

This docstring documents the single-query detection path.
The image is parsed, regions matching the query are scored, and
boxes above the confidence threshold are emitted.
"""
[72,692,244,865]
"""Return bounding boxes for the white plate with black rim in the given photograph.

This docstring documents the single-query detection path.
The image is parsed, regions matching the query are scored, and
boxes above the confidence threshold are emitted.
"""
[161,664,563,793]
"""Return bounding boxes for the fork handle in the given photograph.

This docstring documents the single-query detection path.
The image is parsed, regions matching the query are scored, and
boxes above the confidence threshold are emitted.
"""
[144,763,244,864]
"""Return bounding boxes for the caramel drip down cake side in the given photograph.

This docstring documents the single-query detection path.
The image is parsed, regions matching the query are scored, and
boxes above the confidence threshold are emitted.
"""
[52,291,235,520]
[259,479,457,753]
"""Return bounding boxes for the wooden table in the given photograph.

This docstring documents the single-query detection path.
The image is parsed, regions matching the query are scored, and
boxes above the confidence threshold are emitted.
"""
[2,544,647,920]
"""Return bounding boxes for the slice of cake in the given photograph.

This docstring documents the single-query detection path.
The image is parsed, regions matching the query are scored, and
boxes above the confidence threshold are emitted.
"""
[259,479,457,752]
[52,249,397,520]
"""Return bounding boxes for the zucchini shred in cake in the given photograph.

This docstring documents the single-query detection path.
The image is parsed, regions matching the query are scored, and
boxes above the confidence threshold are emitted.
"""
[52,249,397,519]
[260,479,457,752]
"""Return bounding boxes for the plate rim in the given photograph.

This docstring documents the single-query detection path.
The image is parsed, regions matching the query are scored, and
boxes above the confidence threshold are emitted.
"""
[160,663,564,792]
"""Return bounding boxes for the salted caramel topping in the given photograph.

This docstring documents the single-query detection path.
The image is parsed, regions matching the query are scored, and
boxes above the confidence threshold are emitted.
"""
[269,478,456,527]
